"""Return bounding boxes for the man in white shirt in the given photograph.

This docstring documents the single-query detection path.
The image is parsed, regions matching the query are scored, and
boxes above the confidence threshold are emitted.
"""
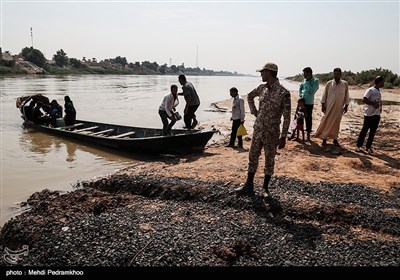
[159,85,179,135]
[226,87,245,148]
[356,76,385,154]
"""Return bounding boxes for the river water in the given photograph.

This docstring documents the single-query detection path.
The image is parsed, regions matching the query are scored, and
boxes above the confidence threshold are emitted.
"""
[0,75,300,225]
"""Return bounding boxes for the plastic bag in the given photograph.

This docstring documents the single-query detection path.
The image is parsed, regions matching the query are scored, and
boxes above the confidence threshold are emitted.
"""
[289,119,296,133]
[236,124,247,137]
[174,111,182,120]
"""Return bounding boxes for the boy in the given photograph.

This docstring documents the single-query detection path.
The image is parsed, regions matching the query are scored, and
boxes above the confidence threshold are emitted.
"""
[289,98,307,143]
[226,87,245,148]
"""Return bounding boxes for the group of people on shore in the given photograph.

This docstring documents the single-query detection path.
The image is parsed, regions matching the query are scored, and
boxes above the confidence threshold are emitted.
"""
[240,63,384,200]
[163,62,385,201]
[24,95,76,127]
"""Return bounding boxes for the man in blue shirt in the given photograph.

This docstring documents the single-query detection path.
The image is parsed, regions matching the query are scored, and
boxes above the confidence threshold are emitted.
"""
[299,67,319,141]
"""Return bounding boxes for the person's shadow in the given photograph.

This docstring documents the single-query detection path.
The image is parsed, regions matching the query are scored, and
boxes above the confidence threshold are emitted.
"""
[366,151,400,170]
[298,139,380,165]
[250,195,284,219]
[234,147,249,153]
[249,192,321,250]
[159,151,219,165]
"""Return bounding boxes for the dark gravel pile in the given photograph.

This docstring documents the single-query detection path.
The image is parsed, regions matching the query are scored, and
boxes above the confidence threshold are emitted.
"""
[1,174,399,266]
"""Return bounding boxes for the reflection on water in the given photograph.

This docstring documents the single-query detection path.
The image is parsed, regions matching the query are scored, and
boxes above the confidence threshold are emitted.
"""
[350,98,400,106]
[19,128,156,164]
[0,128,157,226]
[20,130,59,156]
[66,142,77,162]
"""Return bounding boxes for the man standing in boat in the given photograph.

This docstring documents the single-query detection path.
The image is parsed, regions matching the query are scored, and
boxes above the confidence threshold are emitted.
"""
[159,84,180,135]
[178,74,200,130]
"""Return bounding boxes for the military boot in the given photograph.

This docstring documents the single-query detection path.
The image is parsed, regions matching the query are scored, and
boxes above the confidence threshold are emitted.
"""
[235,172,255,196]
[262,175,272,200]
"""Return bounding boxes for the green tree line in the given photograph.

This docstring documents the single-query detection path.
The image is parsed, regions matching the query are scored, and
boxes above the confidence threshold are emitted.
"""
[0,47,243,76]
[288,68,400,89]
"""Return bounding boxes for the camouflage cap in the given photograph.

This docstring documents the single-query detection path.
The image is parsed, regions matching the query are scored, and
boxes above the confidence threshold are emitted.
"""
[256,62,278,72]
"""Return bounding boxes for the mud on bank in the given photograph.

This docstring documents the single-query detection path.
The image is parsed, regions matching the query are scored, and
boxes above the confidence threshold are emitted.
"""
[1,173,399,266]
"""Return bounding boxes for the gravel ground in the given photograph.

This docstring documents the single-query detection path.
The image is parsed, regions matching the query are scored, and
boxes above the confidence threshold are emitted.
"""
[1,174,399,266]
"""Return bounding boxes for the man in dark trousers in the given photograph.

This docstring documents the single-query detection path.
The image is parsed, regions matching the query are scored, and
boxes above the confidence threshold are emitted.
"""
[178,74,200,130]
[355,76,384,154]
[299,67,319,141]
[226,87,245,148]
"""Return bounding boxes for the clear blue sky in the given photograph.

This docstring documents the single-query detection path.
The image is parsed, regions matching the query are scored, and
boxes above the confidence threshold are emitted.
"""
[1,0,399,76]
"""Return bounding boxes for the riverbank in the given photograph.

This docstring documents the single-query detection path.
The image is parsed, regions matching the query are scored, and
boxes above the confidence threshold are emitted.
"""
[0,175,398,266]
[0,85,399,266]
[0,61,248,76]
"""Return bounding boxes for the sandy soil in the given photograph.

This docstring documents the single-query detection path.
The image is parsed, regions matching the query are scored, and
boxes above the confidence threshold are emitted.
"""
[120,85,400,193]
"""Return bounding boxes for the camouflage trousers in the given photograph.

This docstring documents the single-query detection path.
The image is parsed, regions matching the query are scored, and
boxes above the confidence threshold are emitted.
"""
[248,128,280,176]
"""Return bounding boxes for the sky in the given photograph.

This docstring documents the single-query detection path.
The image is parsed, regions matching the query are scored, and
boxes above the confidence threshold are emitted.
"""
[1,0,399,76]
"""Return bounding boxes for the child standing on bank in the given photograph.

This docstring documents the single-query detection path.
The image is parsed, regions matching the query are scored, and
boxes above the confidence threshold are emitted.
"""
[226,87,245,148]
[290,98,307,143]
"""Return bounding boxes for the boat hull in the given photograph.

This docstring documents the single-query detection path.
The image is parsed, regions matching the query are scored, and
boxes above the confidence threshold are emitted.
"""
[23,119,216,155]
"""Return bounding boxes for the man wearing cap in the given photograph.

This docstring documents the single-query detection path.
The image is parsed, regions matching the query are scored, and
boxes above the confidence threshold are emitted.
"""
[235,62,291,200]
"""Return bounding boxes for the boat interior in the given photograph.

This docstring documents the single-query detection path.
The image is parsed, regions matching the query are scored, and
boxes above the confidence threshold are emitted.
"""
[54,121,192,138]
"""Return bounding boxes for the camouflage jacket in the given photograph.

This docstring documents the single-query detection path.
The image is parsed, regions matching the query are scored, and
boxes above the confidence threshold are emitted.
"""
[247,79,291,138]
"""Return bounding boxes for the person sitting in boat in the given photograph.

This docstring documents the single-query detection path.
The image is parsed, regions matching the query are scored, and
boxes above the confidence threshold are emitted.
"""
[159,84,180,135]
[23,100,36,121]
[50,99,63,118]
[49,99,63,127]
[64,96,76,126]
[31,101,51,126]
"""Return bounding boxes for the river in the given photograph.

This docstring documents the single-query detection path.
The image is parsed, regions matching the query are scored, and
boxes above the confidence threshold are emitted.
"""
[0,74,300,225]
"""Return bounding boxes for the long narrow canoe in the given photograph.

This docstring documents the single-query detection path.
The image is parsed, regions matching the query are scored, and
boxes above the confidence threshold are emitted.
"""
[16,94,216,154]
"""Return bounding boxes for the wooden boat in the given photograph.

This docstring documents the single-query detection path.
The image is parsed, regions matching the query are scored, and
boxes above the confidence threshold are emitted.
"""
[16,94,216,154]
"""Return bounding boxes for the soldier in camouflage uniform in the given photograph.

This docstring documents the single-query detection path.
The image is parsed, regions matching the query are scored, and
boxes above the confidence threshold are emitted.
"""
[235,62,291,200]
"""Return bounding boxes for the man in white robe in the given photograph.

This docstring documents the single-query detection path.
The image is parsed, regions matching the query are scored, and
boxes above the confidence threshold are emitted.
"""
[314,68,350,147]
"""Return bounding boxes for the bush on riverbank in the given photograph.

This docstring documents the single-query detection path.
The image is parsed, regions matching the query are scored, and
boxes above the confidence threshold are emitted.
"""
[0,58,245,76]
[0,65,28,74]
[0,60,28,74]
[42,65,138,75]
